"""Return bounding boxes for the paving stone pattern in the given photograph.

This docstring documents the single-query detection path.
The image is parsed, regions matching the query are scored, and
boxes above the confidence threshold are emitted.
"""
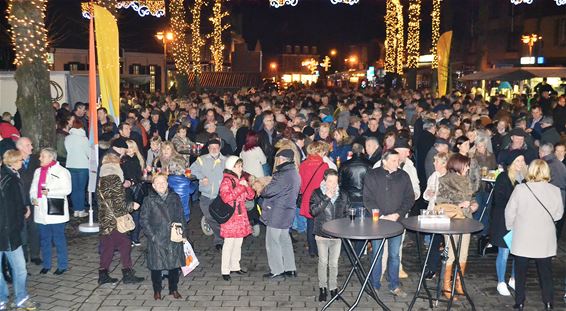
[22,204,566,311]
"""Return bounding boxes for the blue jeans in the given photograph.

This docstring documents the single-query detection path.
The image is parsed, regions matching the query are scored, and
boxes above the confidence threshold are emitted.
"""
[496,247,515,283]
[69,168,89,212]
[306,218,318,256]
[371,234,402,290]
[474,186,491,236]
[38,223,68,270]
[0,246,29,306]
[130,210,141,243]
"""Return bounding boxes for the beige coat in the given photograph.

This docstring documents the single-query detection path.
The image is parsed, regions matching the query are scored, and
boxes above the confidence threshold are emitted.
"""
[505,182,564,258]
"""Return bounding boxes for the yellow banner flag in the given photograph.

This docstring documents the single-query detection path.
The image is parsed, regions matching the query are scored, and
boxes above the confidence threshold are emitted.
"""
[93,5,120,124]
[437,31,453,97]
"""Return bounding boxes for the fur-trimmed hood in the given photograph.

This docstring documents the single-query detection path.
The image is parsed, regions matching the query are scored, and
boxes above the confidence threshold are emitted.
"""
[99,163,124,182]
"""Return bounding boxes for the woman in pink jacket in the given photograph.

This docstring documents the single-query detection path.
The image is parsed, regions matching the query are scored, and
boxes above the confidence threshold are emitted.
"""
[219,156,255,281]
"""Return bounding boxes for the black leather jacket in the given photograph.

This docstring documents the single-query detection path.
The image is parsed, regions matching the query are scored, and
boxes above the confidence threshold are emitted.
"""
[338,154,372,203]
[309,188,350,238]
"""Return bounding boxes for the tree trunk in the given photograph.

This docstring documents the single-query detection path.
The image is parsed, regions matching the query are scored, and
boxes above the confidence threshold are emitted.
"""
[176,73,189,97]
[9,0,54,149]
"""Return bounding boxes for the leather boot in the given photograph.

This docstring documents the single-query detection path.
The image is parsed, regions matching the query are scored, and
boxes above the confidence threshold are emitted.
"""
[98,269,118,285]
[122,268,144,284]
[318,288,327,302]
[455,262,467,295]
[442,264,453,299]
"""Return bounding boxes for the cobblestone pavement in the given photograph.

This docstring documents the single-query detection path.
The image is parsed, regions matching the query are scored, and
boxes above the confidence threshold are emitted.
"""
[20,204,566,311]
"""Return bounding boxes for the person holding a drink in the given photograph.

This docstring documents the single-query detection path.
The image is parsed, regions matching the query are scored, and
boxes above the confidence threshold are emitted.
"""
[309,169,351,302]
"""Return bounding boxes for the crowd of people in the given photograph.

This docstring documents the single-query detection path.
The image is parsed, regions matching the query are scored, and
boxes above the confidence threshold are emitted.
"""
[0,84,565,310]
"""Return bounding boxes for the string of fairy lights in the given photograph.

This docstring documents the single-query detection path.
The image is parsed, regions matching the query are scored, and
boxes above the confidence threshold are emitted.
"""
[430,0,442,69]
[406,0,421,69]
[7,0,49,67]
[169,0,191,75]
[206,0,230,72]
[384,0,404,74]
[189,0,206,75]
[395,0,404,74]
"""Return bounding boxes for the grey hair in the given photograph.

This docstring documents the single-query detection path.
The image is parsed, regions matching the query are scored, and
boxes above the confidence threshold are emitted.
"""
[423,119,436,131]
[365,136,379,145]
[539,143,554,156]
[15,136,31,148]
[475,136,490,147]
[40,147,58,161]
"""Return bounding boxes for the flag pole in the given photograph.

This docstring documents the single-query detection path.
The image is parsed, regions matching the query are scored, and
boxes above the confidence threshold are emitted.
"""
[80,2,100,233]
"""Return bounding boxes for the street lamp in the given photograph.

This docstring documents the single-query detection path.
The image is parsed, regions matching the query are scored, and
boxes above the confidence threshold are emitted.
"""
[155,30,174,94]
[521,33,542,57]
[330,49,337,57]
[269,62,278,82]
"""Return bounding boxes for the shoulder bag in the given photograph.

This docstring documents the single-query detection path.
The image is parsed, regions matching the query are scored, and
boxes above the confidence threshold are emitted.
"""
[297,162,325,207]
[504,183,557,249]
[155,194,184,242]
[47,198,65,216]
[99,191,135,233]
[210,178,237,225]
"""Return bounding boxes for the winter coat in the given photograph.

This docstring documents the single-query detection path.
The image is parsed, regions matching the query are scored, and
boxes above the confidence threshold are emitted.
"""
[338,154,371,204]
[423,171,445,211]
[240,146,267,178]
[216,125,237,153]
[436,172,475,219]
[189,153,226,198]
[329,141,352,163]
[97,164,135,236]
[64,128,90,169]
[299,155,329,218]
[374,158,420,200]
[543,154,566,204]
[218,172,255,238]
[141,191,186,270]
[506,182,564,258]
[18,154,40,207]
[490,172,522,248]
[416,130,437,186]
[56,129,69,164]
[258,128,278,172]
[540,126,561,146]
[121,155,142,183]
[363,166,414,217]
[168,174,197,222]
[0,165,26,251]
[30,163,72,225]
[309,188,350,238]
[260,161,301,229]
[171,134,195,161]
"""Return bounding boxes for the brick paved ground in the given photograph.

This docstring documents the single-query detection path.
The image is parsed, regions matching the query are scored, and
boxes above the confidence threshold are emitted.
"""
[20,204,566,311]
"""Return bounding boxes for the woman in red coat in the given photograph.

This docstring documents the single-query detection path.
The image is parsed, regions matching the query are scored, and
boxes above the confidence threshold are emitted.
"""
[219,156,255,281]
[299,141,329,257]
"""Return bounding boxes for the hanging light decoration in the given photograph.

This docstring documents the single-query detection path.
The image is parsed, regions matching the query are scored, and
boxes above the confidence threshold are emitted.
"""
[406,0,421,69]
[207,0,230,72]
[190,0,206,75]
[430,0,441,69]
[169,0,191,75]
[395,0,404,74]
[330,0,360,5]
[384,0,403,74]
[555,0,566,5]
[81,1,165,19]
[510,0,534,4]
[7,0,50,67]
[270,0,298,8]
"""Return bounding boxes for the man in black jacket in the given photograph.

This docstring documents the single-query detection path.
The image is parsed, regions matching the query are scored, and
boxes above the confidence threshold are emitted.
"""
[363,150,413,298]
[258,111,278,174]
[338,143,371,213]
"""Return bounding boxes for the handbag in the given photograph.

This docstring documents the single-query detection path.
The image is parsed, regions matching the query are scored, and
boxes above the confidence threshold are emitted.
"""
[209,179,237,224]
[170,222,184,243]
[47,198,65,216]
[505,183,558,249]
[434,203,465,219]
[99,190,135,233]
[130,181,149,205]
[297,162,325,207]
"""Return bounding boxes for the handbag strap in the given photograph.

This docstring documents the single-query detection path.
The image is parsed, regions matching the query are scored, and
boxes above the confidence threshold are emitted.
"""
[301,162,325,195]
[524,183,556,223]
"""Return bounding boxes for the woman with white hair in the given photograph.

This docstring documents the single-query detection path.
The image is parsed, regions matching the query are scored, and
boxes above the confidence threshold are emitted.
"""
[30,148,72,275]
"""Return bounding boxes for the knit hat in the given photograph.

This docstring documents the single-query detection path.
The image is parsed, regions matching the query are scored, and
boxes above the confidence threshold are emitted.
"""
[509,128,527,137]
[207,139,222,147]
[393,138,411,150]
[277,149,294,160]
[111,138,128,149]
[302,126,315,137]
[504,150,525,167]
[434,138,450,146]
[225,156,241,171]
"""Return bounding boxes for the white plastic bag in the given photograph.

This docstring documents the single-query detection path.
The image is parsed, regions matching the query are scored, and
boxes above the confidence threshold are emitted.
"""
[181,240,199,276]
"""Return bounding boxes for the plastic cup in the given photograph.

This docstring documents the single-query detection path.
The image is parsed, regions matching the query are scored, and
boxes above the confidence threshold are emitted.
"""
[372,209,380,222]
[348,208,356,221]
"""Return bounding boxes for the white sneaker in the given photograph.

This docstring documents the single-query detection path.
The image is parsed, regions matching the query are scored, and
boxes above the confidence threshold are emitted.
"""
[497,282,511,296]
[77,211,89,218]
[508,278,515,290]
[73,211,79,217]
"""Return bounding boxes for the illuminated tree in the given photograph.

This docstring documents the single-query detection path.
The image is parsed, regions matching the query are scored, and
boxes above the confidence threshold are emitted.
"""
[406,0,421,69]
[7,0,54,148]
[190,0,205,76]
[206,0,230,72]
[169,0,191,95]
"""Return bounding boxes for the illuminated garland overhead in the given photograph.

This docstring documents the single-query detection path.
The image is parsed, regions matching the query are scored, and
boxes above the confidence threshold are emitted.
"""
[406,0,421,69]
[430,0,441,69]
[395,0,404,74]
[270,0,298,8]
[384,0,403,74]
[330,0,360,4]
[206,0,230,72]
[81,0,165,19]
[7,0,49,66]
[510,0,534,4]
[190,0,206,75]
[169,0,191,75]
[555,0,565,5]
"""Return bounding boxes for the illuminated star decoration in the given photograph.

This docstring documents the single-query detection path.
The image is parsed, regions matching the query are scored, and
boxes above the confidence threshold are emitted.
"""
[330,0,360,5]
[7,0,49,66]
[81,0,165,19]
[301,58,318,74]
[206,0,230,72]
[406,0,421,69]
[430,0,441,69]
[190,0,206,75]
[270,0,298,8]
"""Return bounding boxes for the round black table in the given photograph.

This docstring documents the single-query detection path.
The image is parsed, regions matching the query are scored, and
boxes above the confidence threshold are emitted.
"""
[322,218,404,311]
[401,216,484,311]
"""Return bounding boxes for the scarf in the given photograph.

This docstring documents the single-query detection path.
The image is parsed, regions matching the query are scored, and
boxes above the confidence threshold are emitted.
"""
[320,181,339,204]
[38,161,56,198]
